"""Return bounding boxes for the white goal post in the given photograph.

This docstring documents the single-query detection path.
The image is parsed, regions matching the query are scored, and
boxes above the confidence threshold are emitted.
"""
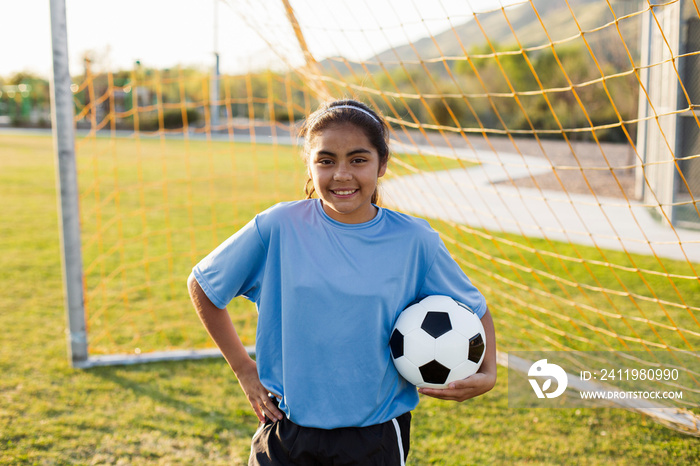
[50,0,87,367]
[49,0,242,368]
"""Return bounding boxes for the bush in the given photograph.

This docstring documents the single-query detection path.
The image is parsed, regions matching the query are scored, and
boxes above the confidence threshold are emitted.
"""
[162,108,201,129]
[137,108,202,131]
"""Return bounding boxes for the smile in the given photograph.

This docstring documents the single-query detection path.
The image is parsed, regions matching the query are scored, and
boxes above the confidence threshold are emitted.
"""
[331,189,358,196]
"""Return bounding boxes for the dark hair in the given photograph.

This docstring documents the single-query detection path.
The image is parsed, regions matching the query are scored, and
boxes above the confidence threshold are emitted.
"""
[299,99,390,204]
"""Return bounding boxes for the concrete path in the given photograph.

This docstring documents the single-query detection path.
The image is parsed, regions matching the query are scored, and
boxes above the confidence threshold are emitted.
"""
[382,144,700,263]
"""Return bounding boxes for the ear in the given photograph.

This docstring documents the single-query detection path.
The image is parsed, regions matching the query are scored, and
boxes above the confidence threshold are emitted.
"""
[378,159,388,178]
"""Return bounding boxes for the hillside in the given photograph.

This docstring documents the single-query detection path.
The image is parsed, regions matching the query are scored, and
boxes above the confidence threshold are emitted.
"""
[321,0,641,75]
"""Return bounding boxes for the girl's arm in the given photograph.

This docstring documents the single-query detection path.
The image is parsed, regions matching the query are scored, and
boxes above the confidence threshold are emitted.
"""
[418,307,497,402]
[187,273,283,422]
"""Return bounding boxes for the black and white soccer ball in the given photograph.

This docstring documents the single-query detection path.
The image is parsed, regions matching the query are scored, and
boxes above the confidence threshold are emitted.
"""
[390,295,486,389]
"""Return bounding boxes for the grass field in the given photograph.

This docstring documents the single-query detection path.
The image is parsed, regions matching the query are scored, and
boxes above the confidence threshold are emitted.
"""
[1,132,699,464]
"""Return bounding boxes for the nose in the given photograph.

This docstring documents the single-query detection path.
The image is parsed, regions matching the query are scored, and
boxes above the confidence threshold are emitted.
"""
[333,162,352,181]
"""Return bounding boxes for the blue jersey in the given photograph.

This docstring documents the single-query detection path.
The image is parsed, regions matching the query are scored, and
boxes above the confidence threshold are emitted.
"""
[193,199,486,429]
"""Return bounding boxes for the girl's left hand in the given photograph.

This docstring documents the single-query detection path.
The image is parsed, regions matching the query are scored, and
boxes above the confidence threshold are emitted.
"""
[418,371,496,402]
[420,308,498,402]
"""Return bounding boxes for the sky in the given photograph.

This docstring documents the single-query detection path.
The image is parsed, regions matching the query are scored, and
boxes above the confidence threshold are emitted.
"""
[1,0,519,79]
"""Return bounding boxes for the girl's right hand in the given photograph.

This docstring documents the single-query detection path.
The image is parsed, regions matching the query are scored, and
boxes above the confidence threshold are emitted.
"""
[236,358,284,423]
[187,275,284,423]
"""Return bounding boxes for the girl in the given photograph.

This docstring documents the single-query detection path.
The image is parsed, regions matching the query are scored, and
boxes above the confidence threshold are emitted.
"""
[188,99,497,465]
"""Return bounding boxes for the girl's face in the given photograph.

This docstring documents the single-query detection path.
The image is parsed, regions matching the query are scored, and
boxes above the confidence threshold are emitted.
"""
[308,122,387,224]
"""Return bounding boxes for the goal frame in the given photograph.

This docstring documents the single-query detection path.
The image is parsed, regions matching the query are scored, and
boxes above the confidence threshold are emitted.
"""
[47,0,698,437]
[49,0,240,368]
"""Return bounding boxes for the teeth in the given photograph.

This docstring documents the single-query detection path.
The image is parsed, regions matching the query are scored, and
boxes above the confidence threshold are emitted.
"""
[333,190,356,195]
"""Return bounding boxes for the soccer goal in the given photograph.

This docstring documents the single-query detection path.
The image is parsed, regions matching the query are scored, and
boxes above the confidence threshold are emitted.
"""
[50,0,699,435]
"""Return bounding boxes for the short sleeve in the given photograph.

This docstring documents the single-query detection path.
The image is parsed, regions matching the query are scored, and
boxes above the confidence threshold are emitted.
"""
[419,240,487,318]
[192,217,266,309]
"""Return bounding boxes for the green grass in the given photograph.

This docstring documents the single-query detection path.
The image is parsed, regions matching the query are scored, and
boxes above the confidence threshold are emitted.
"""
[1,132,699,464]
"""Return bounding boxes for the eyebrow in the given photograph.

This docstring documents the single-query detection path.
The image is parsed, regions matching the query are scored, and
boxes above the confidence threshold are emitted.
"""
[315,148,372,157]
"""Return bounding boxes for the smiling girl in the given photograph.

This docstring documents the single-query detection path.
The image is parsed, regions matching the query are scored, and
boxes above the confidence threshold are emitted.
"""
[188,99,497,465]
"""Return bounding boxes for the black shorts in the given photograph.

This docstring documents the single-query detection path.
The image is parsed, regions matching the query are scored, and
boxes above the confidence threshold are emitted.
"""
[248,404,411,466]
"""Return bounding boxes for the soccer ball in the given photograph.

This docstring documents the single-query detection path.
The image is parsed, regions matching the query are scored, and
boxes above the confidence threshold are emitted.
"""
[390,295,486,389]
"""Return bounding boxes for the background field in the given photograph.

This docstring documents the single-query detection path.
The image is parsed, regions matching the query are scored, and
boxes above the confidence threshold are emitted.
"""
[1,132,698,464]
